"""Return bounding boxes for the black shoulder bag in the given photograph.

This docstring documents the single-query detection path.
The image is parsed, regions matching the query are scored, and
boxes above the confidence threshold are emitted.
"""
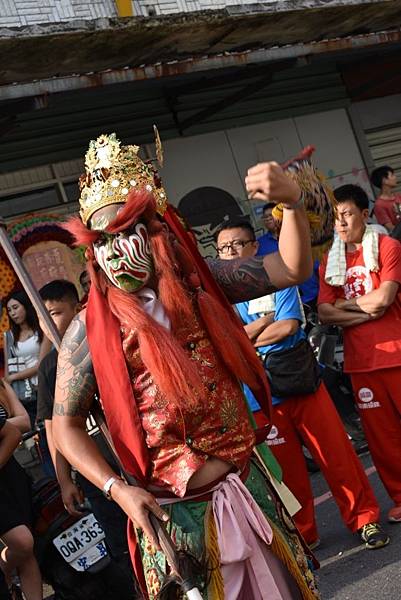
[263,338,321,398]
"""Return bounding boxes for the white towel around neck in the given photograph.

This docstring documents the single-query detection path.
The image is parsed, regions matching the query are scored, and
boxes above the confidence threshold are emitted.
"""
[325,225,379,287]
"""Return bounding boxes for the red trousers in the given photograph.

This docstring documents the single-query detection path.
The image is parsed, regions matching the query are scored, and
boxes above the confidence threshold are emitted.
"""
[256,383,380,544]
[351,367,401,505]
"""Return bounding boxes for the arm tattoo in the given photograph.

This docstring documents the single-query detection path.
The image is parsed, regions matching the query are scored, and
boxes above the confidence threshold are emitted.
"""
[54,313,97,418]
[208,256,278,304]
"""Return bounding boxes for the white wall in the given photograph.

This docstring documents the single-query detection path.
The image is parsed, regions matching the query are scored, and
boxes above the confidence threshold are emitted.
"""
[295,109,372,198]
[0,0,288,25]
[0,0,375,24]
[133,0,276,16]
[0,0,117,27]
[161,131,245,203]
[162,108,368,206]
[159,108,368,255]
[354,94,401,131]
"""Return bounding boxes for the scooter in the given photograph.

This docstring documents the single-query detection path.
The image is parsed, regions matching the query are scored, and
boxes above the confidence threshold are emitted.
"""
[33,476,112,599]
[14,429,139,600]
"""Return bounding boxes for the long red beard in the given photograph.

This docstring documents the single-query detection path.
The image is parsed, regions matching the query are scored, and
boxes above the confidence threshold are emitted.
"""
[106,284,204,407]
[64,189,265,410]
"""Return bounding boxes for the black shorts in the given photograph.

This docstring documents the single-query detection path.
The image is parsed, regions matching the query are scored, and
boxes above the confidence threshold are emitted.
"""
[0,457,33,537]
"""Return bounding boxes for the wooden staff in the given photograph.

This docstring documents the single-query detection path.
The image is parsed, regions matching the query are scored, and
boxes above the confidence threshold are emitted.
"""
[0,221,203,600]
[0,222,60,349]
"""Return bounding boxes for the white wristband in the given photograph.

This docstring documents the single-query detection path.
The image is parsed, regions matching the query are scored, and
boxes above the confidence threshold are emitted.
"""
[103,476,120,501]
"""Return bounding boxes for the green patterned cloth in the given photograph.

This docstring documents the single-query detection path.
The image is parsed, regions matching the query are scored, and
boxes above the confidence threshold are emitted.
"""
[138,460,319,599]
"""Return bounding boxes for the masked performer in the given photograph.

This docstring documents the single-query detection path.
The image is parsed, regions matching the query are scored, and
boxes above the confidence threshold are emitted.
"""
[53,133,333,600]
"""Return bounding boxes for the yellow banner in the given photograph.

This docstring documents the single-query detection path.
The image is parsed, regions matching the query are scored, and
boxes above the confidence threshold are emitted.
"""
[115,0,133,16]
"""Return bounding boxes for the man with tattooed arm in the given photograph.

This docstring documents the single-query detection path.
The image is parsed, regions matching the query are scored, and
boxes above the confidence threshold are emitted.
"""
[52,132,324,599]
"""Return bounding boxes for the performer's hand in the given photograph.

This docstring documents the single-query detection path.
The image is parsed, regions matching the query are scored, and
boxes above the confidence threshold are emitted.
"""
[245,162,301,206]
[113,483,169,549]
[61,480,85,517]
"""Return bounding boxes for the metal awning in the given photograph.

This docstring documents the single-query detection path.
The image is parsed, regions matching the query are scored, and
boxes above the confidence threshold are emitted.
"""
[1,29,401,102]
[1,0,401,173]
[1,0,401,91]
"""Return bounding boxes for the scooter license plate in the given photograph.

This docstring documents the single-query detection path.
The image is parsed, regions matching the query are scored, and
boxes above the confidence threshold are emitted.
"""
[53,513,108,571]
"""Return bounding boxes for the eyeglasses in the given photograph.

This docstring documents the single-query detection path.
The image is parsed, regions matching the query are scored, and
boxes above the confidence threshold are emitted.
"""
[217,239,255,254]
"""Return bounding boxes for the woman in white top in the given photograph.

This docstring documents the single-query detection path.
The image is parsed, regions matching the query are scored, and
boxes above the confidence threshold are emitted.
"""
[5,291,50,426]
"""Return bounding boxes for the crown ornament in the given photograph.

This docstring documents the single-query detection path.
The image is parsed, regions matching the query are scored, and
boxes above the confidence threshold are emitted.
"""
[79,130,168,226]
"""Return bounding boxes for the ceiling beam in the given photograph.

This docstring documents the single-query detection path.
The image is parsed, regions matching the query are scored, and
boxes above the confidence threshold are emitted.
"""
[0,116,16,137]
[167,61,296,98]
[178,60,295,132]
[178,73,274,131]
[0,96,49,138]
[0,96,48,118]
[342,58,401,100]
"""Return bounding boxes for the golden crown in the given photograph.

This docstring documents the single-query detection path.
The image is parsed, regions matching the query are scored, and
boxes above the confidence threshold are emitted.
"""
[79,130,168,226]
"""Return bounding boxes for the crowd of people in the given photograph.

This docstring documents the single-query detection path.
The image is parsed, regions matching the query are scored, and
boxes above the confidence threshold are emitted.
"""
[1,141,401,600]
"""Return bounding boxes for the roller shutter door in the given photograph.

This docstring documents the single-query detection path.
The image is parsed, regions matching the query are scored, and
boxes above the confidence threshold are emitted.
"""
[366,124,401,192]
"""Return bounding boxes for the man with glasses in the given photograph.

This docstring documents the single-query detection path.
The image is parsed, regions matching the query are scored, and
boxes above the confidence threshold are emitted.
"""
[215,221,258,258]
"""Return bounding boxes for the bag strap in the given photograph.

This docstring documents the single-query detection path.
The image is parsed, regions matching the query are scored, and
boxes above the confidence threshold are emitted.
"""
[5,330,16,358]
[263,337,308,365]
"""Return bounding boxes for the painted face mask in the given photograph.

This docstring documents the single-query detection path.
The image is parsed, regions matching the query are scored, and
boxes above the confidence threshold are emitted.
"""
[94,222,154,292]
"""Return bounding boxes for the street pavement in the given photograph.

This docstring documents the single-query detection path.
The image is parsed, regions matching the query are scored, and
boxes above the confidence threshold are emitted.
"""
[311,453,401,600]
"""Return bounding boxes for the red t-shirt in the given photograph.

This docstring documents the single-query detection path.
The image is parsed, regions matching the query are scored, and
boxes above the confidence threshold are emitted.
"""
[318,235,401,373]
[374,193,401,227]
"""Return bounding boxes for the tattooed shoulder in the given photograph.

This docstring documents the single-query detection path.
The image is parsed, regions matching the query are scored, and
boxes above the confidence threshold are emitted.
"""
[54,311,97,418]
[207,256,278,304]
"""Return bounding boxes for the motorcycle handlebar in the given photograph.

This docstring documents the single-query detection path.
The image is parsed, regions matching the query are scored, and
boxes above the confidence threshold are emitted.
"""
[21,422,44,442]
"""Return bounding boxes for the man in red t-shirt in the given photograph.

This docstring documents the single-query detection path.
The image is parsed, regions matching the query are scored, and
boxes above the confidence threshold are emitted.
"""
[371,165,401,232]
[318,184,401,524]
